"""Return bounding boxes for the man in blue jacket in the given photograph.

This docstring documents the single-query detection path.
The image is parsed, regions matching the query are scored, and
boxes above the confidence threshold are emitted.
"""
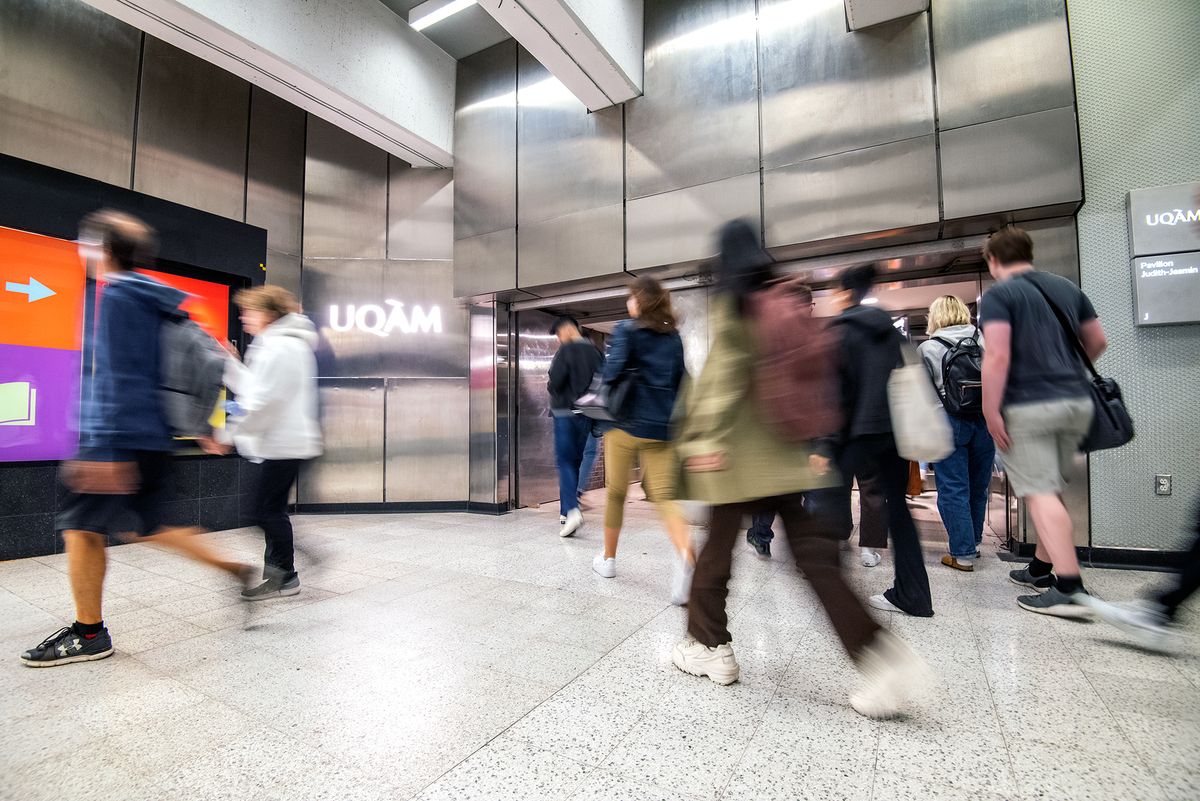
[20,210,251,668]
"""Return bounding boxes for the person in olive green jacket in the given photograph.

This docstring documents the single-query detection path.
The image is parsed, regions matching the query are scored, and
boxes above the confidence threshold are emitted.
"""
[670,219,928,720]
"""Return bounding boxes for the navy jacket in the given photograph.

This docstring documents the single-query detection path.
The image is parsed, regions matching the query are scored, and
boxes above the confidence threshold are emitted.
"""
[602,320,685,441]
[80,272,186,459]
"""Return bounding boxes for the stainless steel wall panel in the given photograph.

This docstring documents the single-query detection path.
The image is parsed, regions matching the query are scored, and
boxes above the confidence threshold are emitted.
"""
[303,115,389,259]
[625,0,759,199]
[518,205,624,289]
[932,0,1074,130]
[940,107,1082,221]
[0,0,139,187]
[517,50,624,226]
[302,259,468,379]
[246,87,305,257]
[671,286,712,378]
[385,379,469,501]
[764,135,939,248]
[265,250,302,307]
[454,228,518,298]
[388,157,453,261]
[455,42,518,241]
[626,173,761,271]
[469,304,499,504]
[515,310,559,508]
[759,0,934,168]
[299,380,385,504]
[133,38,250,221]
[1024,217,1080,282]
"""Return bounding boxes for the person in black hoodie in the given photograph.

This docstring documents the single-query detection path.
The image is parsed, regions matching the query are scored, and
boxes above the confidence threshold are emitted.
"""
[548,316,604,537]
[830,264,934,617]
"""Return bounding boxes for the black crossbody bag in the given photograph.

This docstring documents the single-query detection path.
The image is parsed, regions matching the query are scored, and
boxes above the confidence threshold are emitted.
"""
[1021,275,1134,452]
[574,333,638,423]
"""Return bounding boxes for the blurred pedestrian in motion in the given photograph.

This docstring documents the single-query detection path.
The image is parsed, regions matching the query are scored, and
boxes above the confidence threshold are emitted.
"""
[547,316,603,537]
[831,265,934,617]
[980,226,1108,617]
[221,286,322,600]
[594,277,694,606]
[21,210,252,667]
[672,220,928,718]
[576,426,601,509]
[919,295,995,571]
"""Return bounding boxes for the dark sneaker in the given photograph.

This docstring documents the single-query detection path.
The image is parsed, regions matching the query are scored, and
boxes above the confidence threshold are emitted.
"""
[242,573,300,601]
[1009,566,1054,592]
[21,627,114,667]
[1017,587,1094,619]
[746,530,771,558]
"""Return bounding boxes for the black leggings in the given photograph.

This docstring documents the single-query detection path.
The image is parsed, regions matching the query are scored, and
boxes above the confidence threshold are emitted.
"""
[254,459,301,577]
[1159,498,1200,619]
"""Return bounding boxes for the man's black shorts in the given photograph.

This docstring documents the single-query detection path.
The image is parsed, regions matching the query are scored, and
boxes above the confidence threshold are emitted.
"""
[55,451,179,537]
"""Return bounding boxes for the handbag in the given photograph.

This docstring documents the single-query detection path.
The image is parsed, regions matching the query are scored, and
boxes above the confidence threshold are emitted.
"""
[574,367,637,422]
[887,347,955,463]
[1021,275,1134,452]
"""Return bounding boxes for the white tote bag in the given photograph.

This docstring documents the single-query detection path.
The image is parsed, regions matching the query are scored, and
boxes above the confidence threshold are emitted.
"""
[887,362,954,463]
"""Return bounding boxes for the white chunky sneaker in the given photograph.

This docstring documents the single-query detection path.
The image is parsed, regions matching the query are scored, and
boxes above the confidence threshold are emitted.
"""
[868,594,904,614]
[850,631,931,719]
[670,552,694,606]
[560,508,583,538]
[592,553,616,578]
[861,548,882,567]
[672,635,740,685]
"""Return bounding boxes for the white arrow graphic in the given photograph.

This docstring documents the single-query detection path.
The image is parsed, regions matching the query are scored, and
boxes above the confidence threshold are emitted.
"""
[5,278,55,303]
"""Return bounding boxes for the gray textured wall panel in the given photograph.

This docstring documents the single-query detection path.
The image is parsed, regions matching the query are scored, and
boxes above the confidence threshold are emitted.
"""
[303,115,388,259]
[1069,0,1200,551]
[133,38,250,221]
[388,157,453,261]
[0,0,140,187]
[246,87,305,257]
[455,42,518,240]
[385,378,469,501]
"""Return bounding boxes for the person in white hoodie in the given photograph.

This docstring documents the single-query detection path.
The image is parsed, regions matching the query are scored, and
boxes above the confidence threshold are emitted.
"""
[223,285,322,600]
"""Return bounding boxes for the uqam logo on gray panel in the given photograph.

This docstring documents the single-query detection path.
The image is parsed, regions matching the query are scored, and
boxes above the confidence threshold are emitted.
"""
[1127,181,1200,257]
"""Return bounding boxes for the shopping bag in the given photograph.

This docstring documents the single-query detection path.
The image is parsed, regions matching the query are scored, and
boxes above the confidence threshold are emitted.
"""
[887,362,954,463]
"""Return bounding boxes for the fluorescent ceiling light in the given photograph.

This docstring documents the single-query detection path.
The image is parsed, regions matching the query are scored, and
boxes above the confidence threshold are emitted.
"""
[411,0,475,31]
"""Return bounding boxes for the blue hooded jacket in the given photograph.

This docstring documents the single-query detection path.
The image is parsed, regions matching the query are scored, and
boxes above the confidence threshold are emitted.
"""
[79,271,186,459]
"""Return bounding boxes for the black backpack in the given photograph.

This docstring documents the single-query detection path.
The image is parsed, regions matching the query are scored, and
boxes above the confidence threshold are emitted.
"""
[933,328,983,416]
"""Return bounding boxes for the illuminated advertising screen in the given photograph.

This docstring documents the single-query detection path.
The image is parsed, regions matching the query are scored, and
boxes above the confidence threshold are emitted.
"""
[0,225,233,462]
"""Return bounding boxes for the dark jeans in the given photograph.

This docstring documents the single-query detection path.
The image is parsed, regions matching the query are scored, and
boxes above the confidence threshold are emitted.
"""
[254,459,301,578]
[554,413,591,516]
[690,493,881,658]
[934,415,996,558]
[840,435,933,617]
[577,431,600,497]
[1159,498,1200,619]
[747,487,841,544]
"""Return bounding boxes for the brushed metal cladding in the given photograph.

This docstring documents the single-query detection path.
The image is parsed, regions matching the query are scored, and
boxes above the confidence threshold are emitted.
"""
[626,173,762,271]
[516,310,560,508]
[246,87,305,257]
[299,380,385,504]
[940,107,1082,222]
[385,378,469,501]
[0,0,139,187]
[517,50,624,226]
[388,156,453,261]
[133,38,250,221]
[625,0,759,199]
[518,205,624,289]
[469,304,499,504]
[759,0,934,168]
[302,258,468,379]
[303,115,388,259]
[932,0,1074,130]
[764,136,939,248]
[454,227,518,298]
[265,250,302,303]
[1024,217,1080,282]
[455,42,518,241]
[672,286,712,377]
[495,303,513,506]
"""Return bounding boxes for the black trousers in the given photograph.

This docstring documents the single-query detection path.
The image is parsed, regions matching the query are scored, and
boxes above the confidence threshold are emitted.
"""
[839,435,933,617]
[1159,497,1200,618]
[254,459,301,577]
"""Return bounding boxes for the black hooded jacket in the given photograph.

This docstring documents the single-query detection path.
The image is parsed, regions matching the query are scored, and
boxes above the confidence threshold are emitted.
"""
[831,304,903,442]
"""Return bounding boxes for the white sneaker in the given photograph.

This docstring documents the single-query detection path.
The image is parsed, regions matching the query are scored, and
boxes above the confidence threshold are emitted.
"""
[672,635,740,685]
[849,631,931,719]
[560,508,583,538]
[592,553,616,578]
[670,552,694,606]
[1082,597,1179,653]
[861,548,882,567]
[559,515,567,525]
[868,594,904,614]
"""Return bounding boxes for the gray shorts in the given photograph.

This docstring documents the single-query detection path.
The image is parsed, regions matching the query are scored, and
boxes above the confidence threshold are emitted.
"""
[1001,397,1093,497]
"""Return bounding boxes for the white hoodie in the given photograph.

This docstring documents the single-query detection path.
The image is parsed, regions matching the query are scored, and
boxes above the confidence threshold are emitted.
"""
[222,313,323,462]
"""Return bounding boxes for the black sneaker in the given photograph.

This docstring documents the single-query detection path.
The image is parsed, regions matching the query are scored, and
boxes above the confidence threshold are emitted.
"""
[241,573,301,601]
[21,626,114,667]
[1009,566,1054,592]
[746,530,771,558]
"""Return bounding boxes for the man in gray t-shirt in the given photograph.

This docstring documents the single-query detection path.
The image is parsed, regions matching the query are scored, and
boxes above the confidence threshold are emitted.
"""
[978,226,1108,620]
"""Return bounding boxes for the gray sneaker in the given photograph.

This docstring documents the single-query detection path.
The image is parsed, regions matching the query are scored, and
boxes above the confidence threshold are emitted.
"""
[242,573,300,601]
[1017,587,1094,619]
[1009,567,1054,592]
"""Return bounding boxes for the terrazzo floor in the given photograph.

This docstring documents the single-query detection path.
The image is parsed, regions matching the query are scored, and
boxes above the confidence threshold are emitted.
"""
[2,490,1198,801]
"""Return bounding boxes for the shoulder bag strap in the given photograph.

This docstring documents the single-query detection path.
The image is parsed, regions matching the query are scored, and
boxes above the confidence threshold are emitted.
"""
[1018,274,1101,381]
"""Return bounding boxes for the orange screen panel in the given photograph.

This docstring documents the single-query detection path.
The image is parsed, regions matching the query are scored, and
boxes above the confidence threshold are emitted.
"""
[137,268,230,342]
[0,226,86,352]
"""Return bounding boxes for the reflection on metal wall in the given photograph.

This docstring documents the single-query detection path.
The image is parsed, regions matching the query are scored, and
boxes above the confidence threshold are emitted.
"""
[455,42,518,241]
[303,116,388,259]
[299,380,385,504]
[247,87,305,259]
[519,205,625,289]
[515,310,559,508]
[454,227,517,299]
[0,0,140,187]
[133,38,250,221]
[627,173,760,271]
[386,378,469,501]
[672,286,712,377]
[388,157,453,261]
[470,304,499,504]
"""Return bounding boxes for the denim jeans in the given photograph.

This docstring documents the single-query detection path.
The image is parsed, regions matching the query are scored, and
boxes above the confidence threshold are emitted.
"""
[554,414,592,516]
[747,487,841,544]
[934,415,996,559]
[577,432,600,497]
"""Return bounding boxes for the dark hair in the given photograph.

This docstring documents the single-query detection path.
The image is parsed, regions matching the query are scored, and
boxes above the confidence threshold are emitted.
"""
[78,208,157,270]
[235,285,299,321]
[839,263,877,305]
[550,315,581,336]
[716,219,776,315]
[983,226,1034,266]
[629,276,677,332]
[788,281,814,307]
